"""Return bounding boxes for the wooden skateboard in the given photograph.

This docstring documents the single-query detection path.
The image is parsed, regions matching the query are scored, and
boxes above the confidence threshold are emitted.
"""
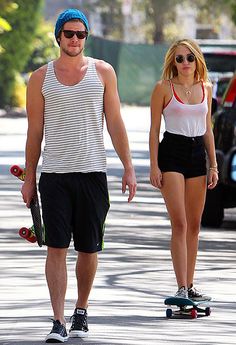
[10,165,44,247]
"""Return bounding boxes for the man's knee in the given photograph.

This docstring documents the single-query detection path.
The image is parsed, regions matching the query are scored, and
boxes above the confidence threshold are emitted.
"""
[47,247,68,260]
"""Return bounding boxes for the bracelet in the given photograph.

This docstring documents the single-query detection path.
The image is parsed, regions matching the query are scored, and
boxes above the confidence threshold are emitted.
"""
[209,167,219,173]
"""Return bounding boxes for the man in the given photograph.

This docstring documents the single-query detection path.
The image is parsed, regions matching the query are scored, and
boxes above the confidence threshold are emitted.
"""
[21,8,137,343]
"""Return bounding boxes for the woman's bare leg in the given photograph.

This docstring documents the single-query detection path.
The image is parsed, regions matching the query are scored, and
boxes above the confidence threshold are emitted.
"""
[161,172,187,289]
[185,175,207,287]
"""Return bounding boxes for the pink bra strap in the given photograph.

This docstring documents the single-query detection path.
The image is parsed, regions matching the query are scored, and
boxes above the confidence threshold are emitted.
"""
[201,81,205,102]
[170,79,184,104]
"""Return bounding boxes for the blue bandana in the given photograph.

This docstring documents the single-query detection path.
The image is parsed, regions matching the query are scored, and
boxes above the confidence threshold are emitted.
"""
[54,8,89,44]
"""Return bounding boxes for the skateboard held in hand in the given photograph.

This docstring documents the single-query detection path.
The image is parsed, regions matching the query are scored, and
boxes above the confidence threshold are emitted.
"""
[10,165,44,247]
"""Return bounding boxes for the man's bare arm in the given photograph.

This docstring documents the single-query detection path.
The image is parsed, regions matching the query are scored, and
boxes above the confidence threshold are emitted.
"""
[96,61,137,202]
[21,66,46,207]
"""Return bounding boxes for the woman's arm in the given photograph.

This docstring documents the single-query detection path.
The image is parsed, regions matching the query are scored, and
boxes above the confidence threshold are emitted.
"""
[203,83,219,189]
[149,81,166,189]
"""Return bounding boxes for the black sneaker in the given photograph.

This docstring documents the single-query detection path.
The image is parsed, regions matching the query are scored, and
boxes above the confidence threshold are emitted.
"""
[188,284,211,301]
[45,320,68,343]
[69,308,89,338]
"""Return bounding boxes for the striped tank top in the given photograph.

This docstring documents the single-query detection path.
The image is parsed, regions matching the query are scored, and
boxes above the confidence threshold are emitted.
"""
[41,58,107,173]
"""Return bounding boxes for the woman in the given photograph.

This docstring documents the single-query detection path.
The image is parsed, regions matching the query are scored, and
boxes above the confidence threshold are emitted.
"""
[149,39,218,300]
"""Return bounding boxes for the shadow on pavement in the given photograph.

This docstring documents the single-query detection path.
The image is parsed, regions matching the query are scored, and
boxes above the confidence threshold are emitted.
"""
[1,116,236,345]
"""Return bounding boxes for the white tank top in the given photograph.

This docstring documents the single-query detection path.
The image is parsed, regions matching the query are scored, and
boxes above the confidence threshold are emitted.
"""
[41,58,107,173]
[162,80,208,137]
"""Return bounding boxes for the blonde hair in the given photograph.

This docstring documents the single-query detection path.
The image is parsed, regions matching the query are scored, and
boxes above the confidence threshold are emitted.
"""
[162,38,209,82]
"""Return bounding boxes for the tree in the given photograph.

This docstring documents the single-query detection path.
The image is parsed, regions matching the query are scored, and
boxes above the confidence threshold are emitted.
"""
[196,0,236,20]
[188,0,236,39]
[86,0,124,40]
[135,0,236,43]
[0,0,43,108]
[134,0,181,43]
[232,2,236,25]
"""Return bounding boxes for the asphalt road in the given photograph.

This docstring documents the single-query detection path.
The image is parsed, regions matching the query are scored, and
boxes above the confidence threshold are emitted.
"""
[0,106,235,345]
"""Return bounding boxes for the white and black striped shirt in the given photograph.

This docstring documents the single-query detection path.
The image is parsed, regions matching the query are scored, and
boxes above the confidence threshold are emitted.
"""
[41,58,107,173]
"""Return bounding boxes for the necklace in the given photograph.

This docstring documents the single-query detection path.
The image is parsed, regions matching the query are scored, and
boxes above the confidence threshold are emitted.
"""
[180,84,194,102]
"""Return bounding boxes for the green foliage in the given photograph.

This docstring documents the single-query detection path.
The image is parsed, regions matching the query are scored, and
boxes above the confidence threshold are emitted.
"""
[0,1,17,52]
[0,0,18,16]
[229,1,236,25]
[12,72,27,108]
[0,17,12,33]
[133,0,181,43]
[84,0,124,40]
[232,4,236,25]
[132,0,236,43]
[99,1,124,40]
[196,0,232,21]
[82,0,236,44]
[24,20,59,72]
[0,0,43,108]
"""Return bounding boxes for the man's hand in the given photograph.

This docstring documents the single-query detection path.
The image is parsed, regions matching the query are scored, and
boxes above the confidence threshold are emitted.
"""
[122,167,137,202]
[21,181,36,208]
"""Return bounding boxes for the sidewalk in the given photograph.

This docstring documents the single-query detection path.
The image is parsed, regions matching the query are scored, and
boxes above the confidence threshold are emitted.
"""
[0,107,236,345]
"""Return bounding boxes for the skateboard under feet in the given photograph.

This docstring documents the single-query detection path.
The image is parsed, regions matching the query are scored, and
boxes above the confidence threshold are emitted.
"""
[164,296,211,319]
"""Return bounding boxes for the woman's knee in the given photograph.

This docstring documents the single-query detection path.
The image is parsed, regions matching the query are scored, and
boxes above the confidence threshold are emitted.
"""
[171,219,187,236]
[187,221,201,236]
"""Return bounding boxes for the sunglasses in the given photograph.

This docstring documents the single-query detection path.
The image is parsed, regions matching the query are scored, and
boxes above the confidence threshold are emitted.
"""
[175,54,195,64]
[62,30,88,39]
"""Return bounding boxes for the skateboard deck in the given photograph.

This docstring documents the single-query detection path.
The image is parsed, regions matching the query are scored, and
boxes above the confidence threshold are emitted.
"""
[164,296,211,318]
[10,165,44,247]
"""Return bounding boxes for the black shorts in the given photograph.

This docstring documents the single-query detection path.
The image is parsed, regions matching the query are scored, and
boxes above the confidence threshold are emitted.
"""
[158,131,207,178]
[39,172,110,252]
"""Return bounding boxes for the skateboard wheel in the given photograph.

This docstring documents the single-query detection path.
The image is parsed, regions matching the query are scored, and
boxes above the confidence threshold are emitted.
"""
[19,227,30,239]
[191,309,198,319]
[10,165,22,177]
[166,308,172,318]
[19,227,37,243]
[205,307,211,316]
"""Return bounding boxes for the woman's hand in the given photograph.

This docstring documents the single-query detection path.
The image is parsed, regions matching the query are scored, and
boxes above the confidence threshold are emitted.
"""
[207,169,219,189]
[150,166,163,189]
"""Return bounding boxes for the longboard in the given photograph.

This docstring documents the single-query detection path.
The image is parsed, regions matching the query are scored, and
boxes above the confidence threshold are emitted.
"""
[164,296,211,318]
[10,165,44,247]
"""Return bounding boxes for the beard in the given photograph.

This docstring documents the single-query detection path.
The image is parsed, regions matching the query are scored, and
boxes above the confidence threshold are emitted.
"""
[62,46,84,57]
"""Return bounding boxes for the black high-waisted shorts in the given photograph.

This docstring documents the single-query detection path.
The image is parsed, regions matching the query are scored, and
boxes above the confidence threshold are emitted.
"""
[158,131,207,178]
